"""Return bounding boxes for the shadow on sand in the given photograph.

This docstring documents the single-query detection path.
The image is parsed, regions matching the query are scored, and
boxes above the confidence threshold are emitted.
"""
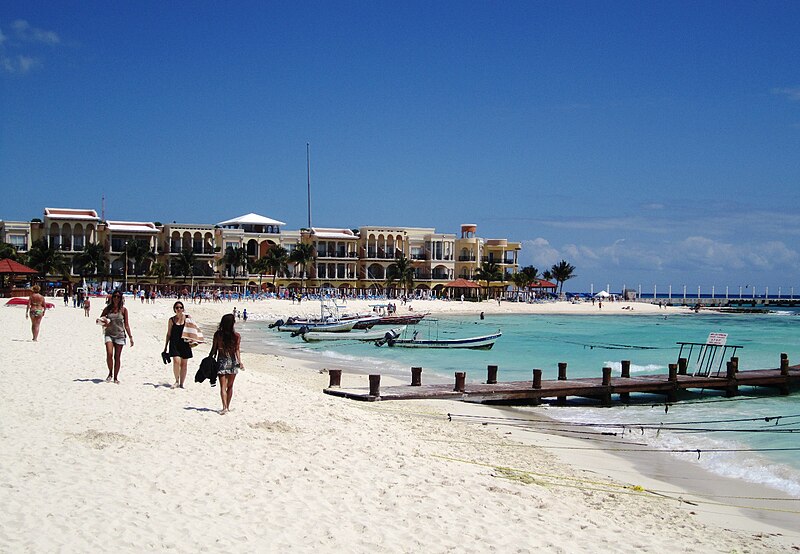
[183,406,218,413]
[73,378,106,384]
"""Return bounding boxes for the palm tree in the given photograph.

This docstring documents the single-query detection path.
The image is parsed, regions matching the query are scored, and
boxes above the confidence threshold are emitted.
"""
[261,245,290,291]
[174,248,196,282]
[549,259,576,295]
[0,242,19,261]
[219,246,249,284]
[124,239,156,277]
[511,272,530,301]
[26,238,70,278]
[251,256,270,291]
[475,260,503,301]
[386,254,414,297]
[289,243,316,293]
[74,243,107,279]
[148,261,169,284]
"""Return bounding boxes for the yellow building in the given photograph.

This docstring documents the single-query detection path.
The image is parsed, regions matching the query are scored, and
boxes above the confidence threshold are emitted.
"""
[3,207,521,297]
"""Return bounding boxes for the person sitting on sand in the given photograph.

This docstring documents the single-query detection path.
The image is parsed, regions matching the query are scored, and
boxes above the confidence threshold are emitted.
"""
[26,285,47,341]
[209,313,244,414]
[98,291,134,383]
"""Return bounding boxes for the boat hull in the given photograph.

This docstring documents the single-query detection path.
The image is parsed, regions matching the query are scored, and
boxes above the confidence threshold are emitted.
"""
[301,326,406,342]
[278,320,357,333]
[385,332,501,350]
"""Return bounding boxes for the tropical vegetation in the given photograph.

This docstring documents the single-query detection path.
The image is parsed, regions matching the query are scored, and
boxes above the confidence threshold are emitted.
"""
[289,243,316,292]
[386,254,414,296]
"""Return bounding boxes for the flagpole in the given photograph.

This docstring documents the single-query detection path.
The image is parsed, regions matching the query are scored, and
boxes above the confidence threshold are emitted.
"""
[306,143,312,228]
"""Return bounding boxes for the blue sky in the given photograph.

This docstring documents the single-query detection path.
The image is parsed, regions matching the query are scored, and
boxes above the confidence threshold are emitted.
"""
[2,2,800,294]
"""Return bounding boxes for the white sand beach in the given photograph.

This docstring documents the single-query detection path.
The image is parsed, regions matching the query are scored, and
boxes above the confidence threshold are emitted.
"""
[1,296,796,552]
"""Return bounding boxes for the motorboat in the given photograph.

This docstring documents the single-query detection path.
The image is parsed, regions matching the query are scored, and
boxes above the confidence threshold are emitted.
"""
[300,326,406,343]
[375,328,502,350]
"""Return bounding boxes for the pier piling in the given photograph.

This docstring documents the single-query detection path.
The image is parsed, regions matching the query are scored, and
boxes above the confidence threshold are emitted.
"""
[368,374,381,398]
[557,362,568,405]
[328,369,342,388]
[487,365,498,384]
[532,369,542,389]
[411,366,422,386]
[454,372,466,392]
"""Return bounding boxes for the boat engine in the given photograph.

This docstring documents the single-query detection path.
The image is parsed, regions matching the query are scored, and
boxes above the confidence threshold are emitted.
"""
[290,325,309,338]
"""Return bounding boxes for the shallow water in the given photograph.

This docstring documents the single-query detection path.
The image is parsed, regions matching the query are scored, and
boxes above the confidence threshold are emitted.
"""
[240,310,800,497]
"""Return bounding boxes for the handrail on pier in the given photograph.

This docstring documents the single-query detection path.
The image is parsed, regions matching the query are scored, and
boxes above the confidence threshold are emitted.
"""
[676,341,743,377]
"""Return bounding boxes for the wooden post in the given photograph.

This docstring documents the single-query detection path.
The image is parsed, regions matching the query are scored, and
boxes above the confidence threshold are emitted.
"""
[668,363,678,382]
[780,353,790,394]
[454,371,466,392]
[532,368,542,389]
[731,356,739,373]
[725,361,738,397]
[368,374,381,397]
[411,366,422,386]
[601,367,612,406]
[557,362,567,405]
[487,364,498,384]
[678,357,688,375]
[619,360,631,403]
[328,369,342,388]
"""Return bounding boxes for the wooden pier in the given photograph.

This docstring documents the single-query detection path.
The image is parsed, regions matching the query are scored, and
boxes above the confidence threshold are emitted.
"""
[323,355,800,406]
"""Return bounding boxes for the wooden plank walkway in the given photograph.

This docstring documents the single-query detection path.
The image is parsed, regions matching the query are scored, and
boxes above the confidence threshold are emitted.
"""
[323,364,800,405]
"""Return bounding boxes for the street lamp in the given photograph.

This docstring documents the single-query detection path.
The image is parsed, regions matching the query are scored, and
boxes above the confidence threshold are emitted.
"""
[123,240,128,292]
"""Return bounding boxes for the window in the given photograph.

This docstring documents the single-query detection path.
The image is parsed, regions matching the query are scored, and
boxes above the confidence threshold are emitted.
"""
[9,235,28,251]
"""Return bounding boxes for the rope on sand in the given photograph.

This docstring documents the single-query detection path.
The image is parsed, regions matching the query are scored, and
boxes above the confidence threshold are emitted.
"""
[432,454,800,514]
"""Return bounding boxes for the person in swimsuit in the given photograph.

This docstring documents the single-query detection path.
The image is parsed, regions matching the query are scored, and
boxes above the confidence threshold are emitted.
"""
[26,285,47,341]
[163,301,193,388]
[209,313,244,414]
[99,291,134,383]
[83,296,91,317]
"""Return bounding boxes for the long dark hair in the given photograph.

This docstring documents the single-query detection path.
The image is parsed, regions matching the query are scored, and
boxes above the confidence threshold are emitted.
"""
[101,291,125,316]
[214,313,237,352]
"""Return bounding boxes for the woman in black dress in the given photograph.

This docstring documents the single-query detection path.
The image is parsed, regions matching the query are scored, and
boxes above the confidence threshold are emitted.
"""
[163,301,193,388]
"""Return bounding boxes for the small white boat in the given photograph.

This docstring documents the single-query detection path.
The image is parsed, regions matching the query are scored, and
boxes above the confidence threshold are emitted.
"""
[281,319,358,333]
[376,330,502,350]
[300,326,406,343]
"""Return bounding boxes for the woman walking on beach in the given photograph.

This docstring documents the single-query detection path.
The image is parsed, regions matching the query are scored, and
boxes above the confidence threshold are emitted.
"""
[26,285,47,341]
[99,291,133,383]
[210,313,244,414]
[163,301,193,388]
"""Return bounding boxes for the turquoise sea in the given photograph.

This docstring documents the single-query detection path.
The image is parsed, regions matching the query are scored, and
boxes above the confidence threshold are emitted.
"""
[239,309,800,498]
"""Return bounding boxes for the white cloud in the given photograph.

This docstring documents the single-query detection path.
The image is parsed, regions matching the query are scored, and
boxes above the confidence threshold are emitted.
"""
[772,87,800,101]
[17,55,40,73]
[0,20,60,74]
[12,19,60,45]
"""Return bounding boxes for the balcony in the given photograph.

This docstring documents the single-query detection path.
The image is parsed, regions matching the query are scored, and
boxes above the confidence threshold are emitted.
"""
[458,255,476,262]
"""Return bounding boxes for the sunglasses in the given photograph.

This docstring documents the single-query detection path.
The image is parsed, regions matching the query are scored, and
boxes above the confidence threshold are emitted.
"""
[175,306,184,310]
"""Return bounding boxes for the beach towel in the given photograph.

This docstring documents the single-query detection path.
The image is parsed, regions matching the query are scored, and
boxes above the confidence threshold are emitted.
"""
[181,314,205,347]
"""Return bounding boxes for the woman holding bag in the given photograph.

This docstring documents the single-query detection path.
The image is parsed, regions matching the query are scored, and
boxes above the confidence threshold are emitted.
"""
[209,313,244,414]
[163,301,193,388]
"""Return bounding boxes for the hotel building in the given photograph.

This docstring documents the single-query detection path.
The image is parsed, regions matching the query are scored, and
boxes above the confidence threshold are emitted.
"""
[1,208,520,296]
